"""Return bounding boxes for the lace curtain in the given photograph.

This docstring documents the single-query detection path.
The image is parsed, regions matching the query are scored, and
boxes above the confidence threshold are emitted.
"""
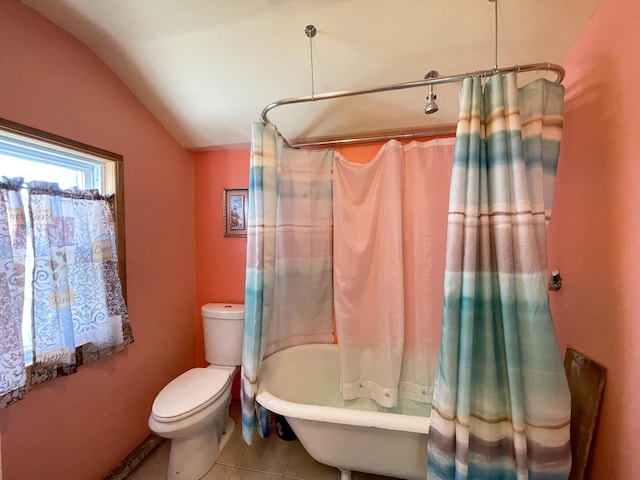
[0,178,133,407]
[0,177,28,406]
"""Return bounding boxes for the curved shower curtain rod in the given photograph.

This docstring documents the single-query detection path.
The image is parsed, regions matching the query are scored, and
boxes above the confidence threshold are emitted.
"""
[260,62,565,148]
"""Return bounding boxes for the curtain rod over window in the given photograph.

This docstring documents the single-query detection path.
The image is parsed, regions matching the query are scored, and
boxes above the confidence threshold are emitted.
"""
[260,62,565,148]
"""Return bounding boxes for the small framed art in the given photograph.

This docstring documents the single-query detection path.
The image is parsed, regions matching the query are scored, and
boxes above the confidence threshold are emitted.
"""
[223,188,248,237]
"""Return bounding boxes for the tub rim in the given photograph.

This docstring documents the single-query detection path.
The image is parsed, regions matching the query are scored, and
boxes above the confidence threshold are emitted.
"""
[256,344,430,435]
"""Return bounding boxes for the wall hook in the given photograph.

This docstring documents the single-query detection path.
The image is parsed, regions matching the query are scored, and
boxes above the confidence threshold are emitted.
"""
[549,270,563,292]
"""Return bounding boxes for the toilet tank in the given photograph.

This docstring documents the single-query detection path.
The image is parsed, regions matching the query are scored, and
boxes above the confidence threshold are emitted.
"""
[201,303,244,366]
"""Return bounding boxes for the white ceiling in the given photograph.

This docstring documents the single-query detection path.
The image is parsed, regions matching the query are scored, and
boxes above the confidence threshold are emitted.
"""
[21,0,601,150]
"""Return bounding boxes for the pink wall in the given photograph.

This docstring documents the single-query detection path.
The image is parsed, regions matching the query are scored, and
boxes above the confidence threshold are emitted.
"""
[548,0,640,477]
[0,1,196,479]
[193,147,249,371]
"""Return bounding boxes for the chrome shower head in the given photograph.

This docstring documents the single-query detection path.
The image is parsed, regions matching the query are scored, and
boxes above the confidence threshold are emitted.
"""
[424,70,439,114]
[425,88,439,114]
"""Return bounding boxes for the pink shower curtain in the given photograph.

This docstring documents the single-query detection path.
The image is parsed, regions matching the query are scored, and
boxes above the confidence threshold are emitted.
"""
[333,138,455,409]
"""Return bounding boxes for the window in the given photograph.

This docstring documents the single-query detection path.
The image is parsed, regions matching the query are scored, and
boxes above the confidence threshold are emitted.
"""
[0,117,127,367]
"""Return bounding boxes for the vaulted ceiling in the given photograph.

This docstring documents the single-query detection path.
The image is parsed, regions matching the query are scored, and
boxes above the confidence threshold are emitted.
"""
[21,0,601,149]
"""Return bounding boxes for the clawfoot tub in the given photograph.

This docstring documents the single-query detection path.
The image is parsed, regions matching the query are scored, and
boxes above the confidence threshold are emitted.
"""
[256,344,430,480]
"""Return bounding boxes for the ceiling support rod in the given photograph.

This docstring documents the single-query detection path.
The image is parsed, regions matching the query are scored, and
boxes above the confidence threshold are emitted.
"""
[489,0,498,70]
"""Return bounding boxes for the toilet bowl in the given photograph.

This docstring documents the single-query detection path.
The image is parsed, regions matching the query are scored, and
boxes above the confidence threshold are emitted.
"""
[148,303,244,480]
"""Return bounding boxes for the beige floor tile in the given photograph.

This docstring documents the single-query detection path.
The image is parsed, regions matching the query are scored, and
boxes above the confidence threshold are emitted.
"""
[351,470,400,480]
[217,418,249,466]
[236,433,296,476]
[283,441,339,480]
[126,448,169,480]
[229,468,282,480]
[201,463,235,480]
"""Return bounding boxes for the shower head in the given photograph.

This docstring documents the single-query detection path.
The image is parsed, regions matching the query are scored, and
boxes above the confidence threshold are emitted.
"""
[424,70,439,114]
[425,88,439,114]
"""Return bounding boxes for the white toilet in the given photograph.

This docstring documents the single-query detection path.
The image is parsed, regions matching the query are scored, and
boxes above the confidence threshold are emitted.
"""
[148,303,244,480]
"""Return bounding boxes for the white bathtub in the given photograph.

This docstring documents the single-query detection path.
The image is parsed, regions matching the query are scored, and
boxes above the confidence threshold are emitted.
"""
[256,344,430,480]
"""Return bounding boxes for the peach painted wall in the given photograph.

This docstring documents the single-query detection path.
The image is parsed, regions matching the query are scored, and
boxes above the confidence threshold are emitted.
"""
[191,137,456,356]
[0,1,196,479]
[190,141,381,368]
[547,0,640,478]
[193,147,250,375]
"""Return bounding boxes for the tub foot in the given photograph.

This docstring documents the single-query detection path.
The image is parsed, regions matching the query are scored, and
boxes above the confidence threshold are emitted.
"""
[339,468,352,480]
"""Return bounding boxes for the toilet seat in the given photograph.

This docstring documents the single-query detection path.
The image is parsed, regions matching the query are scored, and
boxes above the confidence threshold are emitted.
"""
[151,367,230,423]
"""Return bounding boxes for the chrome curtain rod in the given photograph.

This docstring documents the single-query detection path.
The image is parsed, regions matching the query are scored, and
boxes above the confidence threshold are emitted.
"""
[260,62,565,148]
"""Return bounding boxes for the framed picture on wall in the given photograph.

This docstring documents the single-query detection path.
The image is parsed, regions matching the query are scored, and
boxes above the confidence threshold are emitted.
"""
[223,188,248,238]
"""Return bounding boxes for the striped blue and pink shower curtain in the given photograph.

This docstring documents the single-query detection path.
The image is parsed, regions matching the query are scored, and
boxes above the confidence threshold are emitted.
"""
[241,122,334,444]
[241,122,277,445]
[427,73,571,479]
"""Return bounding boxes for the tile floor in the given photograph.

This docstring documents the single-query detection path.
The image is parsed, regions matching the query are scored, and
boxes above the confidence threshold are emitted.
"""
[127,401,399,480]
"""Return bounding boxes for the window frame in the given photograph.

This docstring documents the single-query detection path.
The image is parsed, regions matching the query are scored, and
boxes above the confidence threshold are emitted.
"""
[0,117,128,301]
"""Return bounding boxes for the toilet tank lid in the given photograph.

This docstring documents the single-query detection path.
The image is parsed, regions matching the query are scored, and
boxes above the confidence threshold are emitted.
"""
[201,303,244,319]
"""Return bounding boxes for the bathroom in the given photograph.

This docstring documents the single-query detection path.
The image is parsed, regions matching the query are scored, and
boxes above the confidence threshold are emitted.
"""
[0,0,638,479]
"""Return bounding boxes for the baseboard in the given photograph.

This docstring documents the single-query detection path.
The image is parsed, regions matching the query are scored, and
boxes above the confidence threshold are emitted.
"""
[103,433,163,480]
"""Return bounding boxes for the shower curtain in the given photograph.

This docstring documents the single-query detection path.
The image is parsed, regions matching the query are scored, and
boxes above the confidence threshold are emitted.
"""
[427,74,571,479]
[241,122,334,444]
[333,138,454,409]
